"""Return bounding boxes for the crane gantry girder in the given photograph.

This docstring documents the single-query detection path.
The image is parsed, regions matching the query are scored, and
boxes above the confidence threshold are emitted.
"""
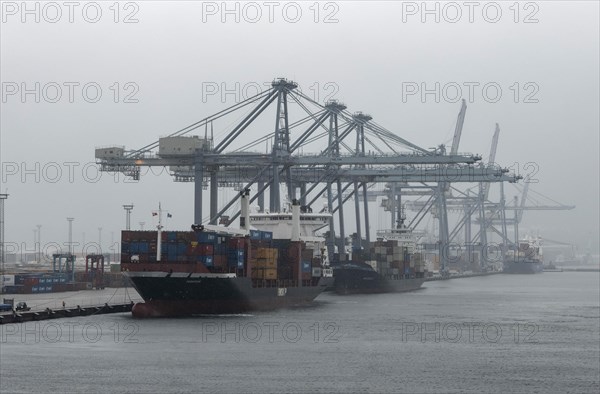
[97,151,483,168]
[406,199,575,211]
[156,166,519,184]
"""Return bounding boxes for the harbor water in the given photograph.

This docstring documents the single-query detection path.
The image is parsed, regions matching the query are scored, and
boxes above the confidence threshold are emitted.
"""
[1,272,599,393]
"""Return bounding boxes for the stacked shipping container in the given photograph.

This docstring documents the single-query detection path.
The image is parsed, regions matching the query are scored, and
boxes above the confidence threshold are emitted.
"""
[370,240,425,278]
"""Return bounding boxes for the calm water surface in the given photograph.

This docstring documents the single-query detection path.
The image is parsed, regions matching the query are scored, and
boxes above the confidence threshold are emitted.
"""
[1,272,598,393]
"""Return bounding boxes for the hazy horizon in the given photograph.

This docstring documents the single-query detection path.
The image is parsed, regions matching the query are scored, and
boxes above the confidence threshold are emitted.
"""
[1,1,598,258]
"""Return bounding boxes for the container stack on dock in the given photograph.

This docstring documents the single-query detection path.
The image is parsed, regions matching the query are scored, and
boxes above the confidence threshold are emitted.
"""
[1,273,88,294]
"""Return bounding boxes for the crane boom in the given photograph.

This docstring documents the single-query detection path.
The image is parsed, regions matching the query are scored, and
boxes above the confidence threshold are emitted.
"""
[450,99,467,156]
[483,123,500,201]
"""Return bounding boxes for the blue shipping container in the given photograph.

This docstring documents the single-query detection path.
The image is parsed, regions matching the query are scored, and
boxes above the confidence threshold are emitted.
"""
[199,255,214,267]
[302,261,311,272]
[167,232,177,241]
[227,250,244,267]
[249,230,261,240]
[197,232,217,243]
[261,231,273,240]
[139,242,150,254]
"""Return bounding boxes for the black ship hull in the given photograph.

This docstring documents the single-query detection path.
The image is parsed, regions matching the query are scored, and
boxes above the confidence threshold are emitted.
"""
[125,272,333,317]
[331,263,425,295]
[503,260,543,274]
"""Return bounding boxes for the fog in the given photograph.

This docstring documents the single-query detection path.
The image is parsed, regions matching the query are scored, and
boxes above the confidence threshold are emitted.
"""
[1,1,598,256]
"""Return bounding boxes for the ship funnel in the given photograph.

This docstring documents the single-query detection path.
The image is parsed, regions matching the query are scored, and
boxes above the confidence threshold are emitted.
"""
[239,188,251,232]
[291,199,300,242]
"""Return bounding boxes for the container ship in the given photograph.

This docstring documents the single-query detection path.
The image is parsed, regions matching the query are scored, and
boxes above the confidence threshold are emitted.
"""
[122,191,333,318]
[329,212,426,294]
[503,236,544,274]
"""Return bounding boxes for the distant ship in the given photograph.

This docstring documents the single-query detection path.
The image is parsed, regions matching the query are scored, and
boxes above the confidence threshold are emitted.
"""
[503,236,544,274]
[330,209,426,294]
[123,192,333,318]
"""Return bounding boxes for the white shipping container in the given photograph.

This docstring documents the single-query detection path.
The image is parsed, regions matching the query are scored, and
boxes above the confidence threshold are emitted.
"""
[1,275,15,286]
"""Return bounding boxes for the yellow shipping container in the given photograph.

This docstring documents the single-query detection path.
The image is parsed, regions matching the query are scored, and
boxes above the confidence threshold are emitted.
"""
[251,267,277,279]
[264,269,277,280]
[255,248,267,259]
[252,259,277,268]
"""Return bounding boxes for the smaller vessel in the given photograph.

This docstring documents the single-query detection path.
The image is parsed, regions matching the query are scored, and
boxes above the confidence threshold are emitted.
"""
[503,236,544,274]
[331,207,426,294]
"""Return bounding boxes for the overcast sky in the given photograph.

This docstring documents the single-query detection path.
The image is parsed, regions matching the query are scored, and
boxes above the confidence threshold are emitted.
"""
[1,1,598,257]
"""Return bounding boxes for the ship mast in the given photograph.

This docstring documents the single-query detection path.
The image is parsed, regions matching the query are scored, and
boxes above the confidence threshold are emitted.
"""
[156,202,163,262]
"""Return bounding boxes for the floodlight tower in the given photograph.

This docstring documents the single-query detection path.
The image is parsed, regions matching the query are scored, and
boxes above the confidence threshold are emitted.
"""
[123,204,134,230]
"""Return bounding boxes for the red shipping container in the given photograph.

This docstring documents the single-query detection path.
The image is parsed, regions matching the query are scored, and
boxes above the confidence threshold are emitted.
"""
[227,238,245,249]
[199,244,214,255]
[24,277,39,286]
[213,255,227,268]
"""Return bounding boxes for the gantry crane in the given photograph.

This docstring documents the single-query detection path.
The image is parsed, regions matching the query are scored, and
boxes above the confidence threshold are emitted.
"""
[95,78,519,263]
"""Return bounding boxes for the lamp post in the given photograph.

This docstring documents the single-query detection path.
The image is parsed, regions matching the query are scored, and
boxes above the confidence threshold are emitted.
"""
[0,194,6,273]
[67,218,74,256]
[36,224,41,262]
